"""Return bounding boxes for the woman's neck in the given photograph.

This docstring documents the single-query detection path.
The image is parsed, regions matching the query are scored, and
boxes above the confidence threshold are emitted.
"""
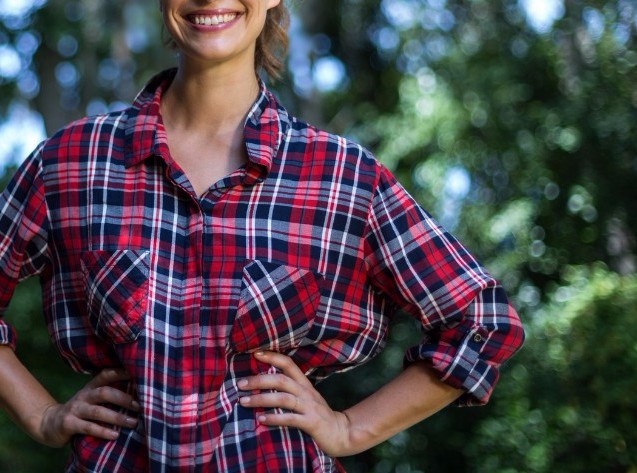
[161,59,261,136]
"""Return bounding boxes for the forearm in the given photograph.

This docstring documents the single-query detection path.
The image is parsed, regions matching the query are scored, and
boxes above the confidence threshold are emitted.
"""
[0,345,58,442]
[1,344,141,448]
[341,361,462,455]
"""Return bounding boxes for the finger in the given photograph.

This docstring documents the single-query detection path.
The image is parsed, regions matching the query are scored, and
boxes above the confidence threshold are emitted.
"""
[85,385,141,412]
[253,351,312,387]
[256,410,304,429]
[86,368,131,389]
[238,372,299,395]
[76,403,139,429]
[82,369,138,411]
[240,392,301,413]
[68,417,122,441]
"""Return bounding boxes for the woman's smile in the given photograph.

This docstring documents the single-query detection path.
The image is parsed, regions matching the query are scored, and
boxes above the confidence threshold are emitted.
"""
[187,10,243,30]
[160,0,280,68]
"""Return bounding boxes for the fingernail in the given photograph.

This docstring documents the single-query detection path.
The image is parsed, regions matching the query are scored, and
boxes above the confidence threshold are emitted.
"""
[238,379,248,388]
[126,417,137,426]
[240,396,250,405]
[109,430,119,440]
[257,415,267,423]
[254,351,265,357]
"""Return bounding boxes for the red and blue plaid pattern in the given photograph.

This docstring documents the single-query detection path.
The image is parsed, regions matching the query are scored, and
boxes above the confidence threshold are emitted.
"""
[0,69,524,472]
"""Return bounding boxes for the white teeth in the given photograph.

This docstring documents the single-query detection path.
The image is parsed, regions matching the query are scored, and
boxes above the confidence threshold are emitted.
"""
[193,13,237,26]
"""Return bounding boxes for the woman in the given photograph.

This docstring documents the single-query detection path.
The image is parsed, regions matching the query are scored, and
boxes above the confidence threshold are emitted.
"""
[0,1,524,471]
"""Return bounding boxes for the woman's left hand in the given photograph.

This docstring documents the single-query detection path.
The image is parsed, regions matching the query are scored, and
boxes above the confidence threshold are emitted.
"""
[238,351,353,457]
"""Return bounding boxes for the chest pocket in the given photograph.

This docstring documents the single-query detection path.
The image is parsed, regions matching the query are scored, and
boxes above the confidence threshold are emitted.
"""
[229,260,324,353]
[81,249,150,344]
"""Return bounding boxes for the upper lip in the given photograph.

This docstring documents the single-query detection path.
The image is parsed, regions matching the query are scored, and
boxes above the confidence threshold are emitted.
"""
[186,8,242,16]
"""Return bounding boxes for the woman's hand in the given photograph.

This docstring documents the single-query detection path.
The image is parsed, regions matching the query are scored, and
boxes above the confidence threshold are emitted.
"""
[238,351,353,457]
[237,351,463,459]
[38,368,140,447]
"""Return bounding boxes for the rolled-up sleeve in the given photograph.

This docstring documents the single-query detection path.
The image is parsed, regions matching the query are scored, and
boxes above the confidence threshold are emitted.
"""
[364,165,524,406]
[0,146,51,350]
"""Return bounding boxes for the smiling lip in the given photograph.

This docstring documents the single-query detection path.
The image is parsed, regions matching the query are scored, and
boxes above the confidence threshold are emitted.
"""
[186,9,242,29]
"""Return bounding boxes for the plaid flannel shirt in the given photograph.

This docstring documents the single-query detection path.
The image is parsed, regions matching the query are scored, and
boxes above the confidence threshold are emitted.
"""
[0,69,524,472]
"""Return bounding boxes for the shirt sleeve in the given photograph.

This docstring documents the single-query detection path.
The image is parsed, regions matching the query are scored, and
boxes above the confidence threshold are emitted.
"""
[363,164,524,406]
[0,146,51,350]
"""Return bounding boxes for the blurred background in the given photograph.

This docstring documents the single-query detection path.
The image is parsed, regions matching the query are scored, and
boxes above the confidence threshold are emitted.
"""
[0,0,636,471]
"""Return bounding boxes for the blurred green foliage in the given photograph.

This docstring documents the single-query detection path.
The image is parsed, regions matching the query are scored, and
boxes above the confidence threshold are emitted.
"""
[1,0,636,471]
[468,266,637,473]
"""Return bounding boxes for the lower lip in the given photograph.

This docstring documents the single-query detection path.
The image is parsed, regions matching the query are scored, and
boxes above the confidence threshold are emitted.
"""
[187,14,242,32]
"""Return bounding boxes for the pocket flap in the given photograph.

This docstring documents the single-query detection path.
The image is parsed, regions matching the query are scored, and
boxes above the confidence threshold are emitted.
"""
[229,260,323,353]
[81,249,150,344]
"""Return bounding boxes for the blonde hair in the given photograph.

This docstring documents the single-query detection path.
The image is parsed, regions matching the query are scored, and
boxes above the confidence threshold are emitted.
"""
[256,4,290,80]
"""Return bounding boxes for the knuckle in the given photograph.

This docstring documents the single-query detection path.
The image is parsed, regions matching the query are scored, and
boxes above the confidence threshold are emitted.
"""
[95,369,109,379]
[92,371,110,384]
[90,386,103,400]
[67,402,80,416]
[117,395,130,407]
[94,386,111,400]
[75,387,91,400]
[84,423,97,436]
[255,374,272,386]
[61,415,75,431]
[120,393,131,403]
[89,405,102,419]
[101,367,118,377]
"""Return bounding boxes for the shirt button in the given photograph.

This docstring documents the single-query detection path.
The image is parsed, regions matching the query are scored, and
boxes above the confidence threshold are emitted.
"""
[473,334,484,343]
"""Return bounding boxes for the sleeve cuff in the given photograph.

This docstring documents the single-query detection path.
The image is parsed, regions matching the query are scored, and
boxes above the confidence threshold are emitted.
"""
[0,320,18,351]
[404,322,499,406]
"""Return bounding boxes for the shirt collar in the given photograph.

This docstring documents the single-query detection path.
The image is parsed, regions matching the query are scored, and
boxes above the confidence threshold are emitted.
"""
[124,68,289,179]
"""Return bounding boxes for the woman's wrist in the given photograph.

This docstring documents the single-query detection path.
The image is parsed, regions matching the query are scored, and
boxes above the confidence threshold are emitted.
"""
[330,363,462,457]
[36,402,66,447]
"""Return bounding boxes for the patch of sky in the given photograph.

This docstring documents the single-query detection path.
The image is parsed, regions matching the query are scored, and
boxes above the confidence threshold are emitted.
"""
[288,13,347,96]
[0,0,45,17]
[583,7,605,42]
[440,166,471,230]
[0,0,46,29]
[381,0,421,30]
[98,58,121,88]
[64,1,83,22]
[519,0,564,34]
[16,30,40,56]
[420,6,455,32]
[16,68,38,97]
[54,61,79,88]
[0,101,45,167]
[124,3,155,53]
[312,56,347,93]
[613,22,631,45]
[0,43,20,78]
[371,26,400,54]
[287,14,314,98]
[57,34,78,58]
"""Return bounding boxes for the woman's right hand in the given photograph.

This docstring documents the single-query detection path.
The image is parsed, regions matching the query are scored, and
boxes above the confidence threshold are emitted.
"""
[38,368,140,447]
